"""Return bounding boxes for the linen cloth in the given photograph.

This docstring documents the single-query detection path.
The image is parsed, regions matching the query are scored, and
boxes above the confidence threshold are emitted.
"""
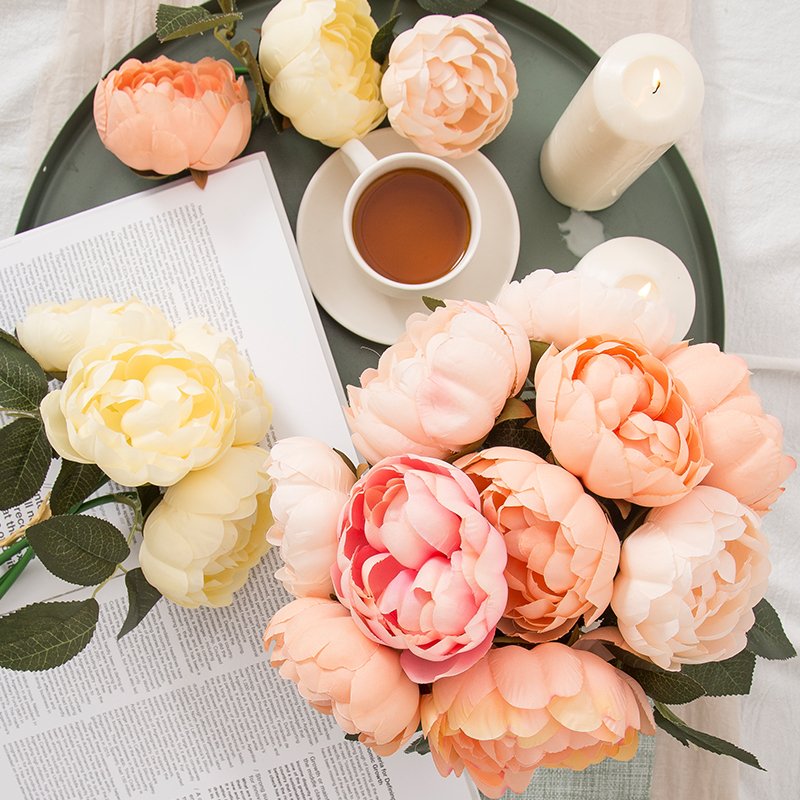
[0,2,797,800]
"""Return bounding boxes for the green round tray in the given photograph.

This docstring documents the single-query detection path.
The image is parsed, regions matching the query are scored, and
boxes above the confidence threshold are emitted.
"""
[16,0,724,391]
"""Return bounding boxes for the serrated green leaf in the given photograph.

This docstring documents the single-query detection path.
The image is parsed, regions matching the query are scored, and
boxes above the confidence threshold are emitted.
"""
[50,460,109,515]
[117,568,162,640]
[608,646,706,704]
[155,4,243,43]
[422,296,445,312]
[0,329,24,351]
[653,702,764,770]
[0,337,48,412]
[0,599,99,671]
[27,516,129,586]
[747,599,796,660]
[682,650,755,697]
[371,13,401,65]
[417,0,488,14]
[0,418,51,510]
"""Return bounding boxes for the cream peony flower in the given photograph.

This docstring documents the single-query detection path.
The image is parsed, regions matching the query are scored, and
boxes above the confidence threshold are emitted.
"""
[173,319,271,446]
[140,445,272,607]
[267,436,355,598]
[41,340,236,487]
[381,14,518,158]
[16,297,173,373]
[612,486,770,670]
[258,0,386,147]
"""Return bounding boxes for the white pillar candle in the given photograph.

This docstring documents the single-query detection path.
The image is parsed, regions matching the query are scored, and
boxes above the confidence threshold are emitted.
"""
[540,34,704,211]
[573,237,696,340]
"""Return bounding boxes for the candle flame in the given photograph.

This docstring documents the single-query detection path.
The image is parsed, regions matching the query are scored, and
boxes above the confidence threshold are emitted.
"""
[638,280,654,299]
[652,67,662,94]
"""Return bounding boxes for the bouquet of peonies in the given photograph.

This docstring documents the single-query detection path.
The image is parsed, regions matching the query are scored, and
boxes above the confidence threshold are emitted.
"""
[262,269,795,798]
[0,298,273,668]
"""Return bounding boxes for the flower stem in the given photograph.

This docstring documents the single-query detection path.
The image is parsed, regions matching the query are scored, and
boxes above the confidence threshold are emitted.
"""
[0,537,28,566]
[69,492,139,516]
[0,547,35,602]
[234,66,248,76]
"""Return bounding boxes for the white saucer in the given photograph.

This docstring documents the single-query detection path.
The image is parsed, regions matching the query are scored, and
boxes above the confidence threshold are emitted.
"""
[297,128,520,345]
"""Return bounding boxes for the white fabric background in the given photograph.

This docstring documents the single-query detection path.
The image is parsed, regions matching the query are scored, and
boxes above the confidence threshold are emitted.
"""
[0,2,797,799]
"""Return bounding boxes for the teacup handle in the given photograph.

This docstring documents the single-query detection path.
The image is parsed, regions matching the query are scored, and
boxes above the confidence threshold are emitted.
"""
[340,139,377,178]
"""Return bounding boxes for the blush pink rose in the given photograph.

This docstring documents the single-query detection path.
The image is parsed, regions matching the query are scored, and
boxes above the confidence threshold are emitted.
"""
[331,454,508,683]
[495,269,676,357]
[612,486,770,670]
[94,55,251,175]
[264,597,420,755]
[665,343,796,513]
[535,336,710,506]
[421,643,654,799]
[381,14,518,159]
[456,447,620,642]
[345,300,530,465]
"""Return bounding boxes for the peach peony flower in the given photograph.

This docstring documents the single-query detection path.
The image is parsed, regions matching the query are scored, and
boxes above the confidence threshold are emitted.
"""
[381,15,518,158]
[422,643,655,799]
[332,454,508,683]
[264,597,420,755]
[94,56,251,175]
[495,269,675,357]
[266,437,356,598]
[612,485,770,670]
[456,447,619,642]
[665,343,795,513]
[345,300,530,465]
[535,336,710,506]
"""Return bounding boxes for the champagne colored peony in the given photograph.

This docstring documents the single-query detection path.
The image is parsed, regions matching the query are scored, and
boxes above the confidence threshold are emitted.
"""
[421,643,655,798]
[140,445,272,607]
[266,436,356,598]
[16,297,172,373]
[535,336,710,506]
[41,339,236,486]
[258,0,385,147]
[332,454,508,684]
[264,597,420,755]
[665,343,795,513]
[345,300,530,465]
[381,15,518,158]
[495,269,676,357]
[173,319,271,446]
[456,447,619,643]
[612,485,770,670]
[94,56,251,175]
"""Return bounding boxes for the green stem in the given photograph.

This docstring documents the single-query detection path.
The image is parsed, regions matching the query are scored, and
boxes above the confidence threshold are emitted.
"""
[0,537,28,566]
[387,0,401,18]
[69,492,138,516]
[234,66,248,76]
[0,547,35,602]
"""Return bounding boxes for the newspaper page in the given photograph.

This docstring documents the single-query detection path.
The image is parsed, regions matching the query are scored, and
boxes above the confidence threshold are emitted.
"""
[0,156,475,800]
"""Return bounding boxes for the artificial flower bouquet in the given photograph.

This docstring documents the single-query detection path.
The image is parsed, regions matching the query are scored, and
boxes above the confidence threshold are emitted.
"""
[262,269,795,798]
[0,298,273,667]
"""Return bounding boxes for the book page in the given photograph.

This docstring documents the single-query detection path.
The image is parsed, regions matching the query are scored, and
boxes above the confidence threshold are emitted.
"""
[0,156,473,800]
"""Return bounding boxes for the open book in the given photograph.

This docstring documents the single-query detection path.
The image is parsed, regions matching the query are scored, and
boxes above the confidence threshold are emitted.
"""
[0,155,475,800]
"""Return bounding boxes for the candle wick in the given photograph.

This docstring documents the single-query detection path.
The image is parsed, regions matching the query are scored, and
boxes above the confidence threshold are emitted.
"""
[652,80,661,95]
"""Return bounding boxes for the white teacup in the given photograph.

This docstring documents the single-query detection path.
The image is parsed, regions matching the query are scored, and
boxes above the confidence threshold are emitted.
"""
[340,139,482,298]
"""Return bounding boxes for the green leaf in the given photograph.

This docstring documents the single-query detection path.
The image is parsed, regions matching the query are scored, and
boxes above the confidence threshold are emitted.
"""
[482,418,550,458]
[155,4,243,42]
[682,650,755,697]
[117,568,162,640]
[371,13,401,65]
[404,735,431,755]
[0,418,51,510]
[26,516,129,586]
[344,732,360,742]
[417,0,488,14]
[0,336,48,412]
[528,339,551,379]
[653,702,764,770]
[422,296,445,312]
[609,646,706,705]
[50,460,109,515]
[136,484,163,524]
[0,328,24,351]
[747,598,796,660]
[229,39,272,127]
[0,599,99,671]
[333,449,358,477]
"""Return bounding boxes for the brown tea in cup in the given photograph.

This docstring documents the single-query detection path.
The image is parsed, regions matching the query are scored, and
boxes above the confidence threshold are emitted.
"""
[351,168,471,284]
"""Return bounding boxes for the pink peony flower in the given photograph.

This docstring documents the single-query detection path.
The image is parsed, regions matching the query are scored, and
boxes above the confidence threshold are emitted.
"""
[267,437,356,598]
[331,454,508,683]
[612,486,770,670]
[94,55,251,175]
[264,597,420,755]
[345,300,530,465]
[535,336,710,506]
[381,14,518,159]
[421,643,655,799]
[495,269,676,357]
[665,343,795,513]
[456,447,620,642]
